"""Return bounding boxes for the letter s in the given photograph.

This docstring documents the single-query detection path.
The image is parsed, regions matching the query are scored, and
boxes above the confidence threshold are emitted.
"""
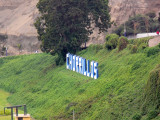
[94,62,98,79]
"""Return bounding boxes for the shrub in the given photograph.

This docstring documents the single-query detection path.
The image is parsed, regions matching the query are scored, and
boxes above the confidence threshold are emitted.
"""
[146,12,156,18]
[131,60,141,71]
[147,110,158,120]
[118,36,128,51]
[138,43,147,51]
[146,47,160,57]
[127,44,133,50]
[0,34,8,42]
[0,110,11,115]
[89,44,103,53]
[143,65,160,113]
[150,22,159,32]
[94,45,103,53]
[129,37,150,47]
[2,46,6,51]
[78,89,85,94]
[132,114,141,120]
[114,13,159,36]
[158,43,160,48]
[105,34,119,50]
[131,45,138,53]
[55,55,65,65]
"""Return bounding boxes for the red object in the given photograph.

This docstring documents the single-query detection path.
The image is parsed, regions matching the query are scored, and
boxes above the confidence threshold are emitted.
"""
[157,31,159,35]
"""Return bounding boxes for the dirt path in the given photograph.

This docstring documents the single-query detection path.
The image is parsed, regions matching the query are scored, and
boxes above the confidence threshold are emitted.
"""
[149,36,160,47]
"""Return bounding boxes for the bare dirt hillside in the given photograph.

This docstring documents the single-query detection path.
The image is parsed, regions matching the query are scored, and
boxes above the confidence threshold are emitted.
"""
[110,0,160,25]
[149,36,160,47]
[89,0,160,46]
[0,0,40,56]
[0,0,160,55]
[0,0,38,35]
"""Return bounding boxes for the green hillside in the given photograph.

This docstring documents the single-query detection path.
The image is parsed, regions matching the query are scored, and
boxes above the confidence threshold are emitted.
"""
[0,89,12,120]
[0,38,160,120]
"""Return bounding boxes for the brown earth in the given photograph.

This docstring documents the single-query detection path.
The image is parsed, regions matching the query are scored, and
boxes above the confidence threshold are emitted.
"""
[0,0,160,55]
[149,36,160,47]
[109,0,160,25]
[0,0,38,35]
[0,0,40,56]
[88,0,160,46]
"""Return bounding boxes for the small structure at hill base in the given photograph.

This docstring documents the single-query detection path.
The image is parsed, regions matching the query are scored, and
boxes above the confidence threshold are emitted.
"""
[4,104,31,120]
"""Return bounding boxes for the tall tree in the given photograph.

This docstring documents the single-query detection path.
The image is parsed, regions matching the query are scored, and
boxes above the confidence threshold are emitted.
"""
[35,0,111,63]
[158,12,160,29]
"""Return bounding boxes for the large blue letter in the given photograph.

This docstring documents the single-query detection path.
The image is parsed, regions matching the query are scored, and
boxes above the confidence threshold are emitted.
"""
[87,60,91,77]
[94,62,98,79]
[76,56,79,73]
[73,55,76,71]
[79,57,83,74]
[91,61,94,78]
[66,53,70,69]
[69,54,73,70]
[66,53,99,79]
[83,59,87,76]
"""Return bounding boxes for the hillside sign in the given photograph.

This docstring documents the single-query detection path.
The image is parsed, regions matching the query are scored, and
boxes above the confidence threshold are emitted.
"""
[66,53,99,79]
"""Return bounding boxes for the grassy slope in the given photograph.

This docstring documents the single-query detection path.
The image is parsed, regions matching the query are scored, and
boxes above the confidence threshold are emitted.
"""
[0,89,12,120]
[0,89,10,108]
[0,43,160,119]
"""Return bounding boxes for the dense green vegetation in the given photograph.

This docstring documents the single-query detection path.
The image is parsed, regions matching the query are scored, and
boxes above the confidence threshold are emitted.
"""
[104,34,151,53]
[114,13,160,36]
[0,34,7,43]
[105,34,119,50]
[0,37,160,120]
[35,0,110,63]
[0,33,8,56]
[0,89,12,120]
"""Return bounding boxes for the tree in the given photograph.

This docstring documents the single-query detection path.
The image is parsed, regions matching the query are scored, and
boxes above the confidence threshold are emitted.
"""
[17,44,22,54]
[105,34,119,50]
[146,12,156,19]
[35,0,111,63]
[0,34,7,45]
[158,12,160,29]
[0,34,8,56]
[114,14,159,36]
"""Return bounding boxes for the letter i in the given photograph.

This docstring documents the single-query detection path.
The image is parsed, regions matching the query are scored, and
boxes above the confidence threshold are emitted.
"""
[87,60,91,77]
[79,57,82,74]
[66,53,70,69]
[76,56,79,73]
[83,59,87,76]
[91,61,94,78]
[69,54,73,70]
[94,62,98,79]
[73,55,76,71]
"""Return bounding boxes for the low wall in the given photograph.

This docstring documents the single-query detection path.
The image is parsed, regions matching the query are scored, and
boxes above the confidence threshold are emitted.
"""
[137,33,158,38]
[127,33,159,39]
